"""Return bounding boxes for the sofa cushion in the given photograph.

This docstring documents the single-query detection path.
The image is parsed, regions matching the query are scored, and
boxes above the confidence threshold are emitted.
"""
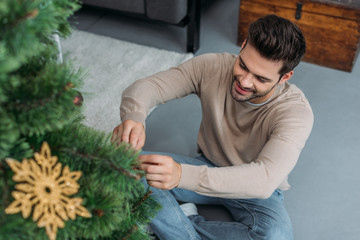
[83,0,145,14]
[146,0,188,24]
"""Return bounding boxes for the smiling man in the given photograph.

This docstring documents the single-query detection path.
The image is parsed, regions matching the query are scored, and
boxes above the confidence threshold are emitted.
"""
[231,43,292,104]
[112,15,314,240]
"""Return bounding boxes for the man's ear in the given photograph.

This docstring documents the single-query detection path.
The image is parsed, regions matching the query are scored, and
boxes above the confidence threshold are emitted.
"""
[279,71,294,84]
[241,40,247,49]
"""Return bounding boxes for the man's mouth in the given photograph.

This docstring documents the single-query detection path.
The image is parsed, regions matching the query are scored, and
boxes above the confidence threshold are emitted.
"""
[235,81,253,95]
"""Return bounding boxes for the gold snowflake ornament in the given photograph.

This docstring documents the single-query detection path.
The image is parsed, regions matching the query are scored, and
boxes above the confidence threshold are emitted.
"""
[5,142,91,240]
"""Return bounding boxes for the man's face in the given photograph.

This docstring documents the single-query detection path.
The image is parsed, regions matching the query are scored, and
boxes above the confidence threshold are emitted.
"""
[231,43,291,104]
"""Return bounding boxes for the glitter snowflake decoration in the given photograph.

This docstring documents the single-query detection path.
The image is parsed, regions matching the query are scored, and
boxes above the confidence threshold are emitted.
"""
[5,142,91,240]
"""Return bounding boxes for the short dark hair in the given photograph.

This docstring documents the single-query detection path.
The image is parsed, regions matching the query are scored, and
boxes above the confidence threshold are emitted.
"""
[246,14,306,76]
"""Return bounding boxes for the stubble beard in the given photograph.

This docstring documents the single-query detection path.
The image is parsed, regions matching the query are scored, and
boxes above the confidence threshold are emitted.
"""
[230,78,277,103]
[230,79,257,103]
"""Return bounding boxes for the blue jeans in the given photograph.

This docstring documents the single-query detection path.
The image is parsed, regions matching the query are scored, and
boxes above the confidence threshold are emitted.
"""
[141,151,293,240]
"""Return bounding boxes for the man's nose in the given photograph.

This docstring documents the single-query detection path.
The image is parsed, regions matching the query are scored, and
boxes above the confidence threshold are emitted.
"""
[241,72,254,89]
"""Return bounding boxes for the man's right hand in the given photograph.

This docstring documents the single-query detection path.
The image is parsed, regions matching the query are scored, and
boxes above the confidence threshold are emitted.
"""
[111,120,145,151]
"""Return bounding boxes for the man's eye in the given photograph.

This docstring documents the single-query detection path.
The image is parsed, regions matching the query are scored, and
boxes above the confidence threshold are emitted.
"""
[239,63,246,70]
[257,77,266,83]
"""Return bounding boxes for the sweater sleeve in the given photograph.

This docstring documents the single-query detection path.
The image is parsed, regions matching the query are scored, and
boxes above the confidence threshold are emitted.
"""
[120,54,209,126]
[178,102,314,199]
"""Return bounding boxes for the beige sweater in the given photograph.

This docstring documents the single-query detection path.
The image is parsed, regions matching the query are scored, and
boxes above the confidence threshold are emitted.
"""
[120,53,314,199]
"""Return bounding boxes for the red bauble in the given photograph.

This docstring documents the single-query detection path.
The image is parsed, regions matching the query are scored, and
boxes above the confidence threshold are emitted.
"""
[73,92,83,106]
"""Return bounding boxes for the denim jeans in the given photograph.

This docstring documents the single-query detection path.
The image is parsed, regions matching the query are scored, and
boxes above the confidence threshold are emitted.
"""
[141,151,294,240]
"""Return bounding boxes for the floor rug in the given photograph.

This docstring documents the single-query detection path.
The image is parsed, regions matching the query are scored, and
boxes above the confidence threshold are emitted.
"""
[61,30,193,133]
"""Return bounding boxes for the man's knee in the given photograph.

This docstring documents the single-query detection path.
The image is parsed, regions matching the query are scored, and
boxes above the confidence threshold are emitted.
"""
[251,221,293,240]
[267,224,293,240]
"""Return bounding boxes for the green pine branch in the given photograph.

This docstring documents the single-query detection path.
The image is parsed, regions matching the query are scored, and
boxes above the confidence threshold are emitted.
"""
[0,0,160,239]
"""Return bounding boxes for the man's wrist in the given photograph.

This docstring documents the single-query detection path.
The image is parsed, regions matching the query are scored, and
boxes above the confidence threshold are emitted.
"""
[175,162,182,188]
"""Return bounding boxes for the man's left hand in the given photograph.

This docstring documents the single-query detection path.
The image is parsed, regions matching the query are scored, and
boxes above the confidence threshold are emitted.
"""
[139,154,182,190]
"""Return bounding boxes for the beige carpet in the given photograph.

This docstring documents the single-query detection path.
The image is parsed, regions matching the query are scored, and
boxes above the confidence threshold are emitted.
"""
[61,30,193,133]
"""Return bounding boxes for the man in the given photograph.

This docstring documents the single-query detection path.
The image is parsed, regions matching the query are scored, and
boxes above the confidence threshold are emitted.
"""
[112,15,313,240]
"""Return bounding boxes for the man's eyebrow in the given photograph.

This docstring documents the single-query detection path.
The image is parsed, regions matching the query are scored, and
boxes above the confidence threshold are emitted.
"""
[239,56,248,70]
[239,56,272,82]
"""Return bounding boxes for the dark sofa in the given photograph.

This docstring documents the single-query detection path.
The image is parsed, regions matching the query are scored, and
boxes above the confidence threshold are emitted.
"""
[82,0,201,52]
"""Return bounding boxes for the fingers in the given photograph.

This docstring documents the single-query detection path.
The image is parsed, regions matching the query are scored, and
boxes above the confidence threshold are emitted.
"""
[139,155,182,190]
[139,155,165,165]
[111,120,145,150]
[120,122,132,143]
[145,173,170,182]
[111,124,123,143]
[129,127,146,151]
[136,132,146,150]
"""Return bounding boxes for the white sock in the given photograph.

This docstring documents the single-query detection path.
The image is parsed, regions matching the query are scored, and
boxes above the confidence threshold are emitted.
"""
[180,203,198,217]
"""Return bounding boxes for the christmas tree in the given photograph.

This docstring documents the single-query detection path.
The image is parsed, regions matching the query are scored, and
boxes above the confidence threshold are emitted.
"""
[0,0,159,239]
